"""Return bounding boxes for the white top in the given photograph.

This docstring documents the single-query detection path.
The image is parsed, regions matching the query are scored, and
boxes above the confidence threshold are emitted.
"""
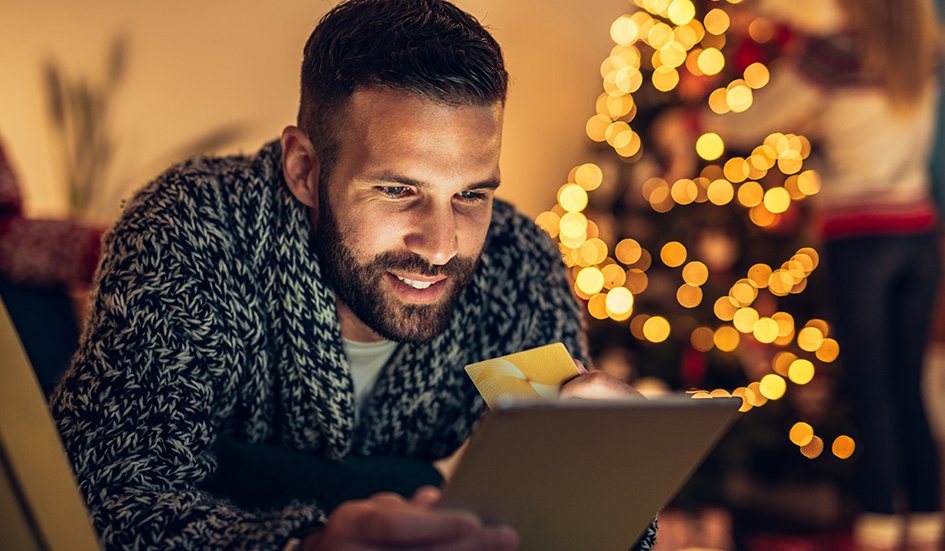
[342,337,398,410]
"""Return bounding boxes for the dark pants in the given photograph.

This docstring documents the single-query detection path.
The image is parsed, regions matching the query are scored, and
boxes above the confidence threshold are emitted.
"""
[826,232,942,514]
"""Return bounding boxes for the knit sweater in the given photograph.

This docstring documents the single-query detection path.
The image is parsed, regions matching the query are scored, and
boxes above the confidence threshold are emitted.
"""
[51,141,657,550]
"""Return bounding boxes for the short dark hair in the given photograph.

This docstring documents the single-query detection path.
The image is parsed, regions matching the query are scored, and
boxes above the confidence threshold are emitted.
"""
[298,0,508,172]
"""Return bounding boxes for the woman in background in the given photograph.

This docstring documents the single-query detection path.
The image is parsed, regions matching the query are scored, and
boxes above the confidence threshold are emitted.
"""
[655,1,943,549]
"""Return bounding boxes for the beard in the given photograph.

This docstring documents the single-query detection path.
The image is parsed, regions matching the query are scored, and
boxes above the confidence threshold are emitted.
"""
[314,189,479,344]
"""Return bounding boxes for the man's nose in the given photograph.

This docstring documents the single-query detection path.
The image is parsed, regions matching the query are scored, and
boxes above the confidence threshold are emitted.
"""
[405,202,458,266]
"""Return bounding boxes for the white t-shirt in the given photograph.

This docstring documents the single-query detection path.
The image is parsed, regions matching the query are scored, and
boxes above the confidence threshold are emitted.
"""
[342,337,398,409]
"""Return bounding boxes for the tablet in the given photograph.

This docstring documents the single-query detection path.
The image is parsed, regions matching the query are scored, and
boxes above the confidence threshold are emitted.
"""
[440,395,741,551]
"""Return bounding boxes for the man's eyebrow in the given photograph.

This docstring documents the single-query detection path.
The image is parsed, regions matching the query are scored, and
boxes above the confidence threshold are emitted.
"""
[467,178,501,191]
[369,173,501,191]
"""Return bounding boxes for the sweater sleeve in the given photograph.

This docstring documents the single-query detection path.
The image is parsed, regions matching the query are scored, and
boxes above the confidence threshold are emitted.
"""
[50,178,324,550]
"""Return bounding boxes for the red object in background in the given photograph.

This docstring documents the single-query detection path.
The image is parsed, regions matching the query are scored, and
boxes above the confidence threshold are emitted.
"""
[0,138,104,289]
[681,345,708,389]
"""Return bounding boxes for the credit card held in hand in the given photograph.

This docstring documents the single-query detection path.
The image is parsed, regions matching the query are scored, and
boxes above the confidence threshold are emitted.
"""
[464,342,581,408]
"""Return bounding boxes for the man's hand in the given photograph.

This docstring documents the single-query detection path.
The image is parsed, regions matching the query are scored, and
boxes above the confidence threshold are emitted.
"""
[304,487,518,550]
[559,360,643,400]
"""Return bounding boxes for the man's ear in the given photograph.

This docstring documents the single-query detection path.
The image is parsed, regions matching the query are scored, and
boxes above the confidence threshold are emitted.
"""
[280,126,320,209]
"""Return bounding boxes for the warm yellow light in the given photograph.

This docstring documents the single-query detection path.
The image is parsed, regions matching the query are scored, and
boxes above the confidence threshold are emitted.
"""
[789,422,814,446]
[726,82,753,113]
[777,156,803,175]
[610,15,640,45]
[753,317,780,344]
[773,351,797,377]
[559,212,588,239]
[746,382,767,407]
[586,114,611,142]
[797,326,825,352]
[797,247,820,269]
[743,62,770,89]
[800,436,824,459]
[671,178,699,205]
[763,187,791,214]
[652,66,680,92]
[674,24,699,48]
[748,17,775,43]
[696,132,725,160]
[576,267,605,295]
[606,120,632,145]
[713,326,740,352]
[615,131,643,158]
[788,359,815,385]
[579,239,608,265]
[643,316,671,343]
[732,387,753,412]
[606,287,635,315]
[730,279,757,306]
[714,296,738,321]
[772,311,795,337]
[797,170,821,195]
[661,241,688,267]
[723,158,750,183]
[703,8,730,34]
[574,163,604,191]
[667,0,696,25]
[759,373,786,400]
[749,205,777,227]
[682,261,709,286]
[647,22,674,49]
[747,263,772,288]
[558,184,588,213]
[708,87,729,114]
[534,211,561,238]
[832,435,855,459]
[613,66,644,94]
[732,307,759,333]
[605,95,634,119]
[736,181,764,208]
[587,293,608,320]
[677,284,703,308]
[706,179,735,206]
[601,263,627,289]
[816,338,840,363]
[615,238,642,265]
[697,47,725,76]
[691,326,715,352]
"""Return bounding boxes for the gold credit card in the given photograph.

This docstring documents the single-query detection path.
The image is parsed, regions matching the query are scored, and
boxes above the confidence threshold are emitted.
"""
[464,342,581,408]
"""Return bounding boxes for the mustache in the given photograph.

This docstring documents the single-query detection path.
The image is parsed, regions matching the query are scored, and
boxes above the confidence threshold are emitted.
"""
[370,251,478,279]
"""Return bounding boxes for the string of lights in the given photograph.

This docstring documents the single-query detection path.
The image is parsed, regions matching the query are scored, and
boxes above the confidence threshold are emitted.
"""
[535,0,856,461]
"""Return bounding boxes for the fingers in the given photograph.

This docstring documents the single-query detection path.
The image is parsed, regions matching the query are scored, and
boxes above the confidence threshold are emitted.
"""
[559,370,643,400]
[572,358,588,374]
[411,486,442,507]
[333,494,482,546]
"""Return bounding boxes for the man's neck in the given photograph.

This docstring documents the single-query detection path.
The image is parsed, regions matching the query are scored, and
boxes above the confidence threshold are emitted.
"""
[336,299,386,343]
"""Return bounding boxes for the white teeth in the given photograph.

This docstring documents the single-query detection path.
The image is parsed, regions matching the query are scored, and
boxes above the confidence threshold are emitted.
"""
[396,275,434,290]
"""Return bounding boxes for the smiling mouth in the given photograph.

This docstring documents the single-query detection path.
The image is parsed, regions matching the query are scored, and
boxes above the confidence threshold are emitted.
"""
[394,275,438,290]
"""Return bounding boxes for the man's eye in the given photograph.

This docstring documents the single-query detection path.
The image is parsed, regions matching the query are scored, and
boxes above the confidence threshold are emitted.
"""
[457,190,487,203]
[378,186,411,198]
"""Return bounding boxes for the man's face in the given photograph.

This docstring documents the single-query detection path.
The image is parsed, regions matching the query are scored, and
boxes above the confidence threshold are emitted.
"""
[315,88,503,343]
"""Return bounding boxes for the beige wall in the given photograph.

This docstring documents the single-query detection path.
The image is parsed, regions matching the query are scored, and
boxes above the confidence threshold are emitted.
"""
[0,0,628,220]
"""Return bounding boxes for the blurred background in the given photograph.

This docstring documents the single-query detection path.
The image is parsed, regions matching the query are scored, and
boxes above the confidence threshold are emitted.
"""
[1,0,943,550]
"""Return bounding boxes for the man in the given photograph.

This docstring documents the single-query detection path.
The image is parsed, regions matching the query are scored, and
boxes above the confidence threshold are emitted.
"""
[52,1,657,549]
